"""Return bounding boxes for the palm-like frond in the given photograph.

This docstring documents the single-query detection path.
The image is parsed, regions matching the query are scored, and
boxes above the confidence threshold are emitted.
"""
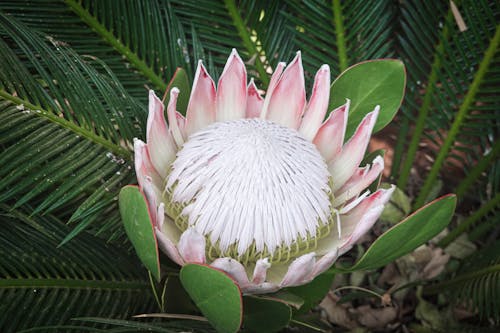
[281,0,395,78]
[0,204,157,332]
[395,0,500,205]
[434,240,500,323]
[0,13,143,243]
[0,1,499,331]
[0,0,191,101]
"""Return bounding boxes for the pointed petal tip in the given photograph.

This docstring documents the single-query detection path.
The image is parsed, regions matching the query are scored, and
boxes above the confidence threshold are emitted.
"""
[133,137,145,150]
[170,87,180,95]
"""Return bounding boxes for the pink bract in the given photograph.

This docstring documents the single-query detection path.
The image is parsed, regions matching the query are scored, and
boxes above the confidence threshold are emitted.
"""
[134,49,394,294]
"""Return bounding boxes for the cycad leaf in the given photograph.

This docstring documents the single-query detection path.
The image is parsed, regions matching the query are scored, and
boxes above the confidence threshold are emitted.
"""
[0,204,157,332]
[0,14,143,242]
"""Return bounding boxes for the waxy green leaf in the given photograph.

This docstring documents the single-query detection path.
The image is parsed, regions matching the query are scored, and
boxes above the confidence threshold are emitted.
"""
[287,271,335,314]
[337,194,456,272]
[164,67,191,114]
[329,59,406,139]
[118,185,160,281]
[243,296,292,333]
[180,264,242,333]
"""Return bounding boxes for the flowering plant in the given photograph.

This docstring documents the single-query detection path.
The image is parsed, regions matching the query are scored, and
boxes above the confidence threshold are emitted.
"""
[119,50,455,332]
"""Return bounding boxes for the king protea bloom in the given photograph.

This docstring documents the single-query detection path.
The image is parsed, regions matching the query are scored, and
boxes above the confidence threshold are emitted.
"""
[134,50,394,294]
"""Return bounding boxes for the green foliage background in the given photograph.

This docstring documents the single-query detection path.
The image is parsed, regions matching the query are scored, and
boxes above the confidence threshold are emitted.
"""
[0,0,498,331]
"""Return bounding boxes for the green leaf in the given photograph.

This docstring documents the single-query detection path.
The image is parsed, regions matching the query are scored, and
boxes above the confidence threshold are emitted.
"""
[286,271,335,315]
[337,194,456,272]
[165,67,191,115]
[242,296,292,333]
[180,264,242,333]
[119,185,160,282]
[329,59,406,139]
[0,204,156,332]
[259,291,304,310]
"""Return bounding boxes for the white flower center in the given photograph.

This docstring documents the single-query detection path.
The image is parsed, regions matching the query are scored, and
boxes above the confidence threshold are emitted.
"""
[164,118,332,263]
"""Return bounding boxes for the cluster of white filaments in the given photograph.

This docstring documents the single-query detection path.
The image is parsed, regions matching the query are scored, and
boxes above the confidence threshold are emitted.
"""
[164,118,332,263]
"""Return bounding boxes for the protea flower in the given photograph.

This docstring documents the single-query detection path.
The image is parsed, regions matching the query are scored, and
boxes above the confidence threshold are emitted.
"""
[134,50,394,294]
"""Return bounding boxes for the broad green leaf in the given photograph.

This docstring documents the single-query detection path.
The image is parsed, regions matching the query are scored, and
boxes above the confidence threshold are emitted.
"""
[336,194,456,272]
[242,296,292,333]
[259,291,304,309]
[119,185,160,281]
[286,271,335,315]
[180,264,242,333]
[329,60,406,139]
[165,67,191,115]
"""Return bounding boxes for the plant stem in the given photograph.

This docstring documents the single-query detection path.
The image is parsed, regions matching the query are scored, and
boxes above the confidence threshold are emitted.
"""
[332,0,348,72]
[396,10,453,190]
[438,192,500,248]
[332,285,384,299]
[391,116,410,179]
[64,0,167,92]
[223,0,269,86]
[0,90,131,159]
[424,263,500,295]
[414,24,500,209]
[454,139,500,199]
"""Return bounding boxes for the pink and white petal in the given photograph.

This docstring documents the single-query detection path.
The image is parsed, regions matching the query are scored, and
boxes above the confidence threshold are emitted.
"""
[216,49,247,122]
[146,91,177,179]
[142,177,161,224]
[313,101,349,162]
[156,204,184,265]
[310,248,339,278]
[328,107,379,192]
[133,139,161,190]
[339,205,384,256]
[338,186,395,253]
[343,184,395,218]
[178,228,206,264]
[211,257,250,287]
[166,88,186,148]
[333,155,384,206]
[246,79,264,118]
[156,228,184,266]
[260,62,285,119]
[279,252,316,287]
[252,258,271,284]
[299,64,331,141]
[242,282,280,295]
[265,52,306,129]
[185,61,216,135]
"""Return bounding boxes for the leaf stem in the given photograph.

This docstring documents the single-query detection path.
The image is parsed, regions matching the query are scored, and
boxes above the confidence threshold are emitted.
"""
[332,285,384,299]
[438,192,500,248]
[424,263,500,295]
[223,0,269,86]
[332,0,348,71]
[64,0,167,92]
[396,10,453,190]
[454,139,500,199]
[0,90,131,159]
[414,24,500,209]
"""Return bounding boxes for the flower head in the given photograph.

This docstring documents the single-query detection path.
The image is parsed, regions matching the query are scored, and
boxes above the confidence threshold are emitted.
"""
[135,50,394,294]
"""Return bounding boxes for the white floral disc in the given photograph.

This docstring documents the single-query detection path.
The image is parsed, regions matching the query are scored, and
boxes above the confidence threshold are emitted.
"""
[164,118,332,263]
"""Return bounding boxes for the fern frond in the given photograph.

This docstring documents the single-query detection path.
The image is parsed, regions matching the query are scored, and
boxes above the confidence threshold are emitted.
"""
[0,204,157,332]
[450,240,500,323]
[281,0,395,78]
[395,0,500,206]
[0,14,141,242]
